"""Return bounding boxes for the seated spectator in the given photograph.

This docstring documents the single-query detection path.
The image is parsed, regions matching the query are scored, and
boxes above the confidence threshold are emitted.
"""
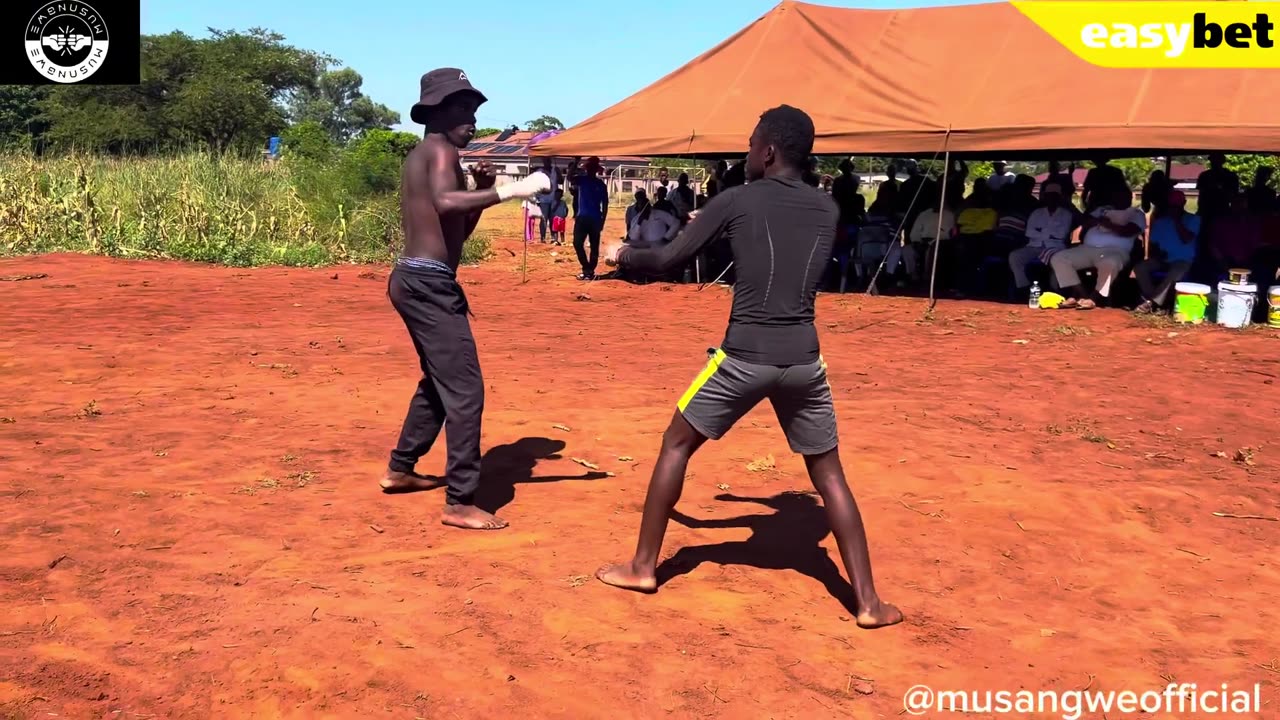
[1246,167,1276,213]
[624,189,650,234]
[1009,181,1075,295]
[627,200,680,248]
[957,181,997,235]
[1134,190,1200,313]
[885,192,955,284]
[653,186,679,218]
[1051,186,1146,309]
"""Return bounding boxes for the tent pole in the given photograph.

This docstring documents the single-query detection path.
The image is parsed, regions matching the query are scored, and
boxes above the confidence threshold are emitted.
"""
[523,157,530,284]
[927,145,953,311]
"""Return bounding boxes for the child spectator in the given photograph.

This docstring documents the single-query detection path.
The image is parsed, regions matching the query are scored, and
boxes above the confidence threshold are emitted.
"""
[550,189,569,245]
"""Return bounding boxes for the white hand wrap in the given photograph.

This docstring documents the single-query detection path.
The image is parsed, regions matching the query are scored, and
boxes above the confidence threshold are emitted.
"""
[497,171,552,201]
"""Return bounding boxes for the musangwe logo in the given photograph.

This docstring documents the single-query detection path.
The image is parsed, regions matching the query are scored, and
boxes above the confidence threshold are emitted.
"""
[25,0,110,83]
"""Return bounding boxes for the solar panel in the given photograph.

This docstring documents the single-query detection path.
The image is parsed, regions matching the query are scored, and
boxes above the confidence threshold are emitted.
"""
[466,142,495,150]
[492,144,523,154]
[495,127,516,141]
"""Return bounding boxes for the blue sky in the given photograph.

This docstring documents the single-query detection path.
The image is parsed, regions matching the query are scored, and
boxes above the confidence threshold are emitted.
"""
[141,0,991,132]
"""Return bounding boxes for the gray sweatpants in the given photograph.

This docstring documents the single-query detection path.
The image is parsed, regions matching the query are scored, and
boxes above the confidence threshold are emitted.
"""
[677,349,838,455]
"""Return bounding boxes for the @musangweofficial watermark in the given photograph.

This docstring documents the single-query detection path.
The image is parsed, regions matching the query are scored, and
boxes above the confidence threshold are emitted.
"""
[902,683,1263,720]
[1,0,139,84]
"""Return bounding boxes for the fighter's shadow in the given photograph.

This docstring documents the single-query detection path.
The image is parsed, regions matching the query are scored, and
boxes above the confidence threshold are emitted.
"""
[656,491,861,615]
[382,436,609,513]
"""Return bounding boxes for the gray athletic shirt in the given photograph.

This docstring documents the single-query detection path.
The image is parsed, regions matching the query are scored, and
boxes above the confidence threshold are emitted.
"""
[620,176,837,366]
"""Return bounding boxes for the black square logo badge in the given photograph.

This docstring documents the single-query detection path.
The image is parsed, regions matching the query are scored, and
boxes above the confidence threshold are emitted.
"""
[2,0,140,84]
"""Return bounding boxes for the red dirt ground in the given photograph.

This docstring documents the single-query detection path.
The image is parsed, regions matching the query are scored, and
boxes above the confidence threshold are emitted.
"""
[2,212,1279,719]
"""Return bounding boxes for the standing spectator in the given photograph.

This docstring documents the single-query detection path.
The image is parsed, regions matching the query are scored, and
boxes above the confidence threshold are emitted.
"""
[567,158,582,217]
[1082,157,1126,212]
[1042,160,1074,199]
[705,161,726,198]
[654,167,676,197]
[723,160,746,189]
[573,156,608,281]
[1135,190,1200,313]
[803,157,821,187]
[672,173,696,220]
[1140,170,1170,217]
[882,163,900,193]
[1246,167,1276,213]
[831,159,865,228]
[535,158,561,243]
[1196,152,1240,220]
[986,161,1015,193]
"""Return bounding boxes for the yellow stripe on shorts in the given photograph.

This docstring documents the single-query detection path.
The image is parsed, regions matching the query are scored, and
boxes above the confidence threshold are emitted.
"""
[677,349,727,412]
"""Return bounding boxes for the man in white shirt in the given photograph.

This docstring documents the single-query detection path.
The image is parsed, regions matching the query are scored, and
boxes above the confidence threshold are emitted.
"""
[1009,181,1076,292]
[884,198,956,283]
[1049,186,1145,309]
[986,161,1015,193]
[628,204,681,248]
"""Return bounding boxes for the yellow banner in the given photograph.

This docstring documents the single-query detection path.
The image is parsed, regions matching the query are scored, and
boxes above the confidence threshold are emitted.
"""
[1011,1,1280,67]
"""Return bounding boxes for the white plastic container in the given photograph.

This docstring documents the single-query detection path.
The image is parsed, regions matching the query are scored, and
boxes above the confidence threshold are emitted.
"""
[1217,281,1257,329]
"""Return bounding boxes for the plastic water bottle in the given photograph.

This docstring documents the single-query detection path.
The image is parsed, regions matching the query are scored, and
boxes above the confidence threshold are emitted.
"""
[1028,281,1042,309]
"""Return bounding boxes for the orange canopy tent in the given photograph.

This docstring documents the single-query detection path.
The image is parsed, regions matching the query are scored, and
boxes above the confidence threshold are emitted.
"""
[530,0,1280,158]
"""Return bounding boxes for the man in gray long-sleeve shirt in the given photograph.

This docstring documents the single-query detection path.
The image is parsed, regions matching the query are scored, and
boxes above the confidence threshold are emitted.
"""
[595,105,902,630]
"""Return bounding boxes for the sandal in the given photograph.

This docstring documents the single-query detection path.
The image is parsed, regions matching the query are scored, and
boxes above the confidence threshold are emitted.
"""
[1077,299,1097,310]
[1059,298,1080,309]
[1134,300,1155,314]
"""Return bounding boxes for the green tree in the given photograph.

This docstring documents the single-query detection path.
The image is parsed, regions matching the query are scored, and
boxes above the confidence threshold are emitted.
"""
[525,115,564,133]
[0,86,50,148]
[289,67,399,143]
[39,28,333,152]
[473,127,501,139]
[281,120,336,161]
[1112,158,1157,188]
[1225,154,1280,188]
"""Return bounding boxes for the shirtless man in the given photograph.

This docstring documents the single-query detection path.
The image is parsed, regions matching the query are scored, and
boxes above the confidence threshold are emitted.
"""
[594,105,902,629]
[380,68,549,530]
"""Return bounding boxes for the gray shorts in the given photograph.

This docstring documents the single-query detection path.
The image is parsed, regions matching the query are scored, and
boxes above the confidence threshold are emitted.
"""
[677,348,838,455]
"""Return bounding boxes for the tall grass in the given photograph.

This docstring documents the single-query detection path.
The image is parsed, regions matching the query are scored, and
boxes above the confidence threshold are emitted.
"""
[0,152,492,267]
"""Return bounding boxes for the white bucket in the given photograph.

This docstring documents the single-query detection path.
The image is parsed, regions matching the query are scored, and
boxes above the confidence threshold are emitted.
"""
[1217,281,1257,329]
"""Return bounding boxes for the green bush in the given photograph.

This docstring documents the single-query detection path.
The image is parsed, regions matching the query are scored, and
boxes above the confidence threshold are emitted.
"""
[280,120,336,162]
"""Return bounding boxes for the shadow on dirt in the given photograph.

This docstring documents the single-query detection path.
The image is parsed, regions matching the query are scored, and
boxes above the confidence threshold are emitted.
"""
[656,491,860,615]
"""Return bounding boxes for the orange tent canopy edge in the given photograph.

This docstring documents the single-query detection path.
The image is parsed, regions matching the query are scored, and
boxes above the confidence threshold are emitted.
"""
[531,1,1280,158]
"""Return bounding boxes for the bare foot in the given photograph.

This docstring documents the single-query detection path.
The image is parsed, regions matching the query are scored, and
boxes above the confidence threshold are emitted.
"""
[380,470,443,494]
[441,504,507,530]
[596,562,657,593]
[856,600,904,629]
